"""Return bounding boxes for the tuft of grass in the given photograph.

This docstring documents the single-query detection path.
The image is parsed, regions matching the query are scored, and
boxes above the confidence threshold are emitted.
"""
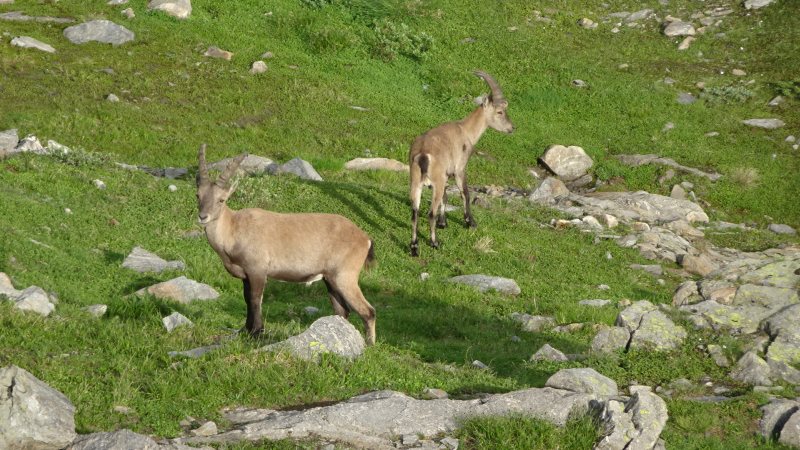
[730,167,760,188]
[457,414,599,450]
[700,85,755,104]
[473,236,495,254]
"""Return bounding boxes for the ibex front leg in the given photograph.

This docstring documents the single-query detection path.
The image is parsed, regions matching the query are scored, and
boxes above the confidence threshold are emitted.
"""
[242,276,265,336]
[456,172,477,228]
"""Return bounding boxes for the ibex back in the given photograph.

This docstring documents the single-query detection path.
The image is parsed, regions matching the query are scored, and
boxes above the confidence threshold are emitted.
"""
[196,145,377,344]
[409,71,514,256]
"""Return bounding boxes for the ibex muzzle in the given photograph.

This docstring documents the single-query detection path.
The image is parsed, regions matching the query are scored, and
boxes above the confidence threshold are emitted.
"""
[409,71,514,256]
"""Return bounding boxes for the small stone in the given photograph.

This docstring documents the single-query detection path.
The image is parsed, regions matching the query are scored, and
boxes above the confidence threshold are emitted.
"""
[571,79,588,88]
[401,434,419,446]
[441,437,459,450]
[732,69,746,76]
[472,360,489,370]
[742,118,785,129]
[663,21,695,37]
[420,272,430,281]
[677,93,696,104]
[147,0,192,19]
[546,367,618,396]
[113,405,133,414]
[168,184,177,192]
[618,63,629,70]
[786,135,796,143]
[662,122,675,132]
[707,344,730,367]
[768,224,796,235]
[705,131,719,137]
[422,388,448,400]
[11,36,56,53]
[678,36,695,50]
[108,0,129,4]
[191,421,217,437]
[768,96,784,107]
[162,312,192,332]
[598,284,611,291]
[578,18,598,29]
[106,93,120,102]
[250,60,267,74]
[580,299,611,307]
[204,46,233,60]
[63,20,134,45]
[530,343,569,362]
[121,8,135,19]
[679,253,717,277]
[261,51,274,59]
[84,304,107,317]
[64,208,72,214]
[303,306,320,316]
[730,352,772,386]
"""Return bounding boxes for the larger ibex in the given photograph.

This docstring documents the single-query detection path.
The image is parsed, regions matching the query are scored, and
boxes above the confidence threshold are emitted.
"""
[196,145,377,344]
[409,71,514,256]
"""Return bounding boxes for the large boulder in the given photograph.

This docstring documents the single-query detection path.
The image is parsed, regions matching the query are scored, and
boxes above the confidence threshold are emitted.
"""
[259,315,365,362]
[539,145,593,181]
[269,158,322,181]
[730,351,772,386]
[147,0,192,19]
[595,386,668,450]
[68,430,159,450]
[591,326,631,353]
[63,20,134,45]
[629,310,687,351]
[0,366,77,450]
[763,303,800,366]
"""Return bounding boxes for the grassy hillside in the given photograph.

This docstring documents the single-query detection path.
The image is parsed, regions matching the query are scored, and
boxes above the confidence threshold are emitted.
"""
[1,0,799,448]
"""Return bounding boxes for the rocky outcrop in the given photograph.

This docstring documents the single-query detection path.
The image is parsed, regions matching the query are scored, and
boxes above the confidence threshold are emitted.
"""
[122,247,185,273]
[616,301,686,351]
[0,366,77,450]
[595,386,668,450]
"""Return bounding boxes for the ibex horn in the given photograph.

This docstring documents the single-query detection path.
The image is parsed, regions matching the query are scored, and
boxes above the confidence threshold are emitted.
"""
[217,153,248,187]
[197,143,209,185]
[474,70,505,104]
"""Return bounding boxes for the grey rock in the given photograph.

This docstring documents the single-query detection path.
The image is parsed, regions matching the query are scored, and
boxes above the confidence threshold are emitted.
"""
[679,253,717,277]
[670,184,687,200]
[730,352,772,386]
[192,421,218,437]
[744,0,776,10]
[763,303,800,366]
[742,118,785,129]
[162,312,192,332]
[631,264,663,276]
[270,157,323,181]
[122,247,186,273]
[135,276,219,303]
[259,315,365,362]
[530,343,569,362]
[168,345,221,359]
[84,304,107,318]
[472,360,489,370]
[614,154,722,181]
[222,407,277,426]
[178,388,595,448]
[571,79,588,88]
[678,36,695,50]
[68,429,158,450]
[677,92,696,104]
[629,310,687,351]
[344,157,409,172]
[769,224,797,235]
[760,399,800,440]
[11,36,55,53]
[14,135,46,155]
[539,145,594,181]
[422,388,448,400]
[0,365,77,450]
[63,20,134,45]
[250,60,268,74]
[623,386,669,450]
[579,299,611,307]
[12,286,56,316]
[577,18,597,29]
[121,8,135,19]
[616,301,658,332]
[545,368,618,396]
[108,0,129,4]
[148,0,192,19]
[768,359,800,385]
[441,437,459,449]
[0,11,74,23]
[768,96,785,107]
[106,93,120,102]
[663,21,695,37]
[529,177,570,204]
[449,274,520,296]
[511,313,556,332]
[566,191,709,224]
[0,129,18,156]
[780,410,800,447]
[203,46,233,60]
[626,9,654,22]
[303,306,320,316]
[209,154,275,176]
[707,344,730,367]
[591,326,630,353]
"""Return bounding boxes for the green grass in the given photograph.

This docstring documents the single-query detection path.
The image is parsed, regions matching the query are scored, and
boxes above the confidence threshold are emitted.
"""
[1,0,799,448]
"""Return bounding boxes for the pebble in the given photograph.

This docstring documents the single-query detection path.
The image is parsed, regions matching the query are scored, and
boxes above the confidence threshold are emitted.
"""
[93,179,106,189]
[168,184,177,192]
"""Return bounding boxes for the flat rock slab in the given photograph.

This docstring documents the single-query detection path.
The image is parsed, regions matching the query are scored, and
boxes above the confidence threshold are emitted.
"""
[135,276,219,303]
[178,388,595,449]
[168,345,221,359]
[0,365,77,450]
[122,246,186,273]
[615,154,721,181]
[64,20,134,45]
[663,21,695,37]
[11,36,55,53]
[742,118,785,129]
[148,0,192,19]
[0,11,74,23]
[511,313,556,332]
[259,315,365,362]
[69,429,159,450]
[539,144,593,181]
[344,157,409,172]
[592,326,631,353]
[449,274,520,295]
[568,191,709,224]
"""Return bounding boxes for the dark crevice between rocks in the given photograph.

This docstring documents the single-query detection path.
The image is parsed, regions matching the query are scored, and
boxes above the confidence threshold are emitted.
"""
[770,406,799,441]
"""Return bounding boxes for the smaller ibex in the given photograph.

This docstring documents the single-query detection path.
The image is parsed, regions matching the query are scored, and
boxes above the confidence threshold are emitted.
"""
[196,145,376,344]
[409,71,514,256]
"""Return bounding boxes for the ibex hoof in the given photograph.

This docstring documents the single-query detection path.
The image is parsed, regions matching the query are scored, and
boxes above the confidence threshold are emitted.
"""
[246,327,264,338]
[430,240,440,249]
[410,242,420,257]
[436,221,447,229]
[466,217,477,229]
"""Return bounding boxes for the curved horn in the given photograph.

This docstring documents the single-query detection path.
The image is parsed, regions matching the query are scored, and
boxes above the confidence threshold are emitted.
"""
[197,143,209,185]
[474,70,505,104]
[217,153,248,187]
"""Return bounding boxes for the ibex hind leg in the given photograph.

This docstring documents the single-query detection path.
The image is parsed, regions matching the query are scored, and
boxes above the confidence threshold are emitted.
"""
[436,190,448,229]
[324,279,350,318]
[428,175,446,249]
[327,275,376,345]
